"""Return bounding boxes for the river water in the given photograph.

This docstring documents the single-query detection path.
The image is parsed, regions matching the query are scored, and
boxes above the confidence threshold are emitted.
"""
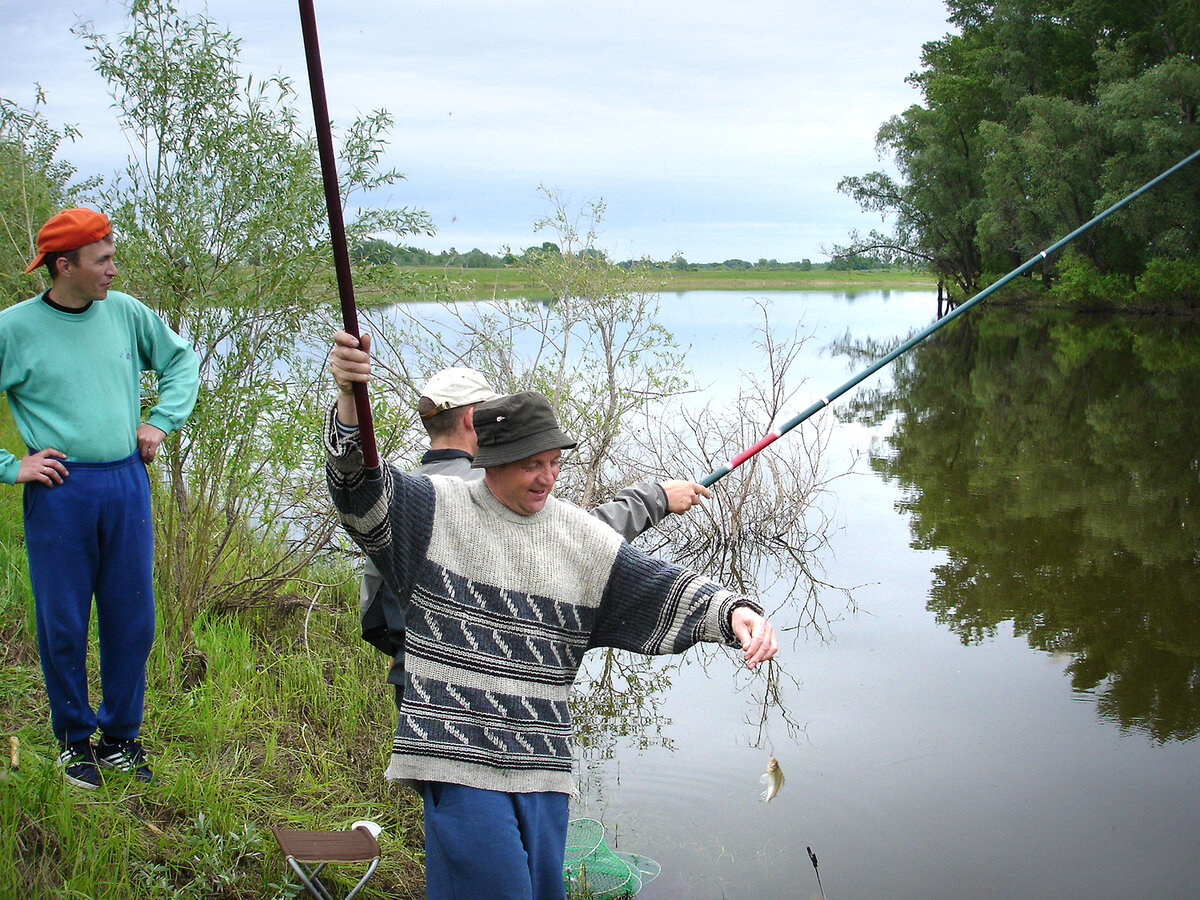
[564,289,1200,899]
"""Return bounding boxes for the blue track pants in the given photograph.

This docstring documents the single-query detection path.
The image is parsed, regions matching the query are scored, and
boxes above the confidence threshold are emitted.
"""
[24,452,155,746]
[419,782,569,900]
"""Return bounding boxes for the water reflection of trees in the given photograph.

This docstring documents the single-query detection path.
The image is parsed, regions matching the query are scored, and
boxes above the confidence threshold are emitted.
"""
[838,308,1200,743]
[571,651,677,761]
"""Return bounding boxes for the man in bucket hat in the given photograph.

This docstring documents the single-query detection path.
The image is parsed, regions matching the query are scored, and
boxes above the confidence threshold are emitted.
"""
[326,329,775,900]
[361,365,715,717]
[0,208,199,788]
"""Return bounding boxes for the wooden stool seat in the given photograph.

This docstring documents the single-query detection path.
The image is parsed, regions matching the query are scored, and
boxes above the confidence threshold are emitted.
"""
[271,824,381,900]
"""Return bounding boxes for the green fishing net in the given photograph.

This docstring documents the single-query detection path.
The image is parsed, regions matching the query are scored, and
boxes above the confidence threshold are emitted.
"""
[563,818,661,899]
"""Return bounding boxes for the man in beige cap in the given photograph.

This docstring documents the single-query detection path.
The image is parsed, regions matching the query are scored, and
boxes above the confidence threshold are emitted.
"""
[326,329,774,900]
[1,208,199,789]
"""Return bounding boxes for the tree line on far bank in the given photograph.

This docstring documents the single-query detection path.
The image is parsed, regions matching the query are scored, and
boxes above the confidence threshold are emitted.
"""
[351,237,914,274]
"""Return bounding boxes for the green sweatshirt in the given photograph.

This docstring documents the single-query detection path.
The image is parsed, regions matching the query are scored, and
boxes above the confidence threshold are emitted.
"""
[0,290,199,483]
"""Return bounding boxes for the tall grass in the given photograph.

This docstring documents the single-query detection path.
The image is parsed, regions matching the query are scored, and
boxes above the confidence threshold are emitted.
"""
[0,399,425,899]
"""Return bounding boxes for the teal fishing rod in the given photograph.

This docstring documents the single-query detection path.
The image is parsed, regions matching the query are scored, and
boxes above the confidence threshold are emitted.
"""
[699,146,1200,489]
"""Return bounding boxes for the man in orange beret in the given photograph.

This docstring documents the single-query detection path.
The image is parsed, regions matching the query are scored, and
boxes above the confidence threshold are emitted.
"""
[1,208,199,788]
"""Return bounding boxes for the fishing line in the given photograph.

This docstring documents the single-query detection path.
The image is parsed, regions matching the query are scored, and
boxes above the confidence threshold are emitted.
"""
[751,658,783,750]
[698,146,1200,489]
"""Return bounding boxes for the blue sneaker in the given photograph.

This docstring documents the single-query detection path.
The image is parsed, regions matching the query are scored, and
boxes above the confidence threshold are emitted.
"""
[96,735,154,784]
[59,740,101,789]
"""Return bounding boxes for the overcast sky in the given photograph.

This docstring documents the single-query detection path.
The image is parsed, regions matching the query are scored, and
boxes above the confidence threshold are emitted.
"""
[5,1,953,263]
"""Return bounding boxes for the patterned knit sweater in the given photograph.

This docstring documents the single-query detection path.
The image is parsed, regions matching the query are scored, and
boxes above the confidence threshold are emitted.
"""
[324,407,761,795]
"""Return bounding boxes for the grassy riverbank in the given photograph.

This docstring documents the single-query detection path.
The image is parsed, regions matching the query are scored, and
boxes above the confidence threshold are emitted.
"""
[363,265,937,303]
[0,402,425,899]
[658,268,937,291]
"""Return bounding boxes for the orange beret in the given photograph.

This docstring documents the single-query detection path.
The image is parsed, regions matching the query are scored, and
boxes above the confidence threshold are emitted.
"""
[25,208,112,273]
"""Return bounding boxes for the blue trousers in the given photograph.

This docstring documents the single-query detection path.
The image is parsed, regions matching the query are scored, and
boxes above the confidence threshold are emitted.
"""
[24,452,155,746]
[419,782,569,900]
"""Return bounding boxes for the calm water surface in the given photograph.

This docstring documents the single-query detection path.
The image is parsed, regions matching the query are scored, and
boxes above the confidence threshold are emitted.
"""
[567,290,1200,899]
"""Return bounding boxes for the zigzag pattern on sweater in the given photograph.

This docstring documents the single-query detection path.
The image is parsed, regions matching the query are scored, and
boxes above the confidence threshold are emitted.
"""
[394,671,572,772]
[408,568,591,686]
[393,556,592,771]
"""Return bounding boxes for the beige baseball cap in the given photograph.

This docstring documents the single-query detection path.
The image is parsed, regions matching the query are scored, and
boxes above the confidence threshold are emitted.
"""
[418,367,499,418]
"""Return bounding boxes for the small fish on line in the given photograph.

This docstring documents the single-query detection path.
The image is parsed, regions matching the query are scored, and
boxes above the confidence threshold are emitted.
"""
[760,755,784,802]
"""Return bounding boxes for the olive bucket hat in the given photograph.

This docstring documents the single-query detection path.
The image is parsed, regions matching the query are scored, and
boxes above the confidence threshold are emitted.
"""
[471,391,577,468]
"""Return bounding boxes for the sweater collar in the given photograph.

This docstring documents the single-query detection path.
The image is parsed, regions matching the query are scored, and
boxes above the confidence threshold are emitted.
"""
[467,476,551,526]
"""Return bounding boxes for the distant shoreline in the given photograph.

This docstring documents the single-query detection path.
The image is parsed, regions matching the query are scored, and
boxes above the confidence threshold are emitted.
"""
[385,266,937,301]
[660,269,937,291]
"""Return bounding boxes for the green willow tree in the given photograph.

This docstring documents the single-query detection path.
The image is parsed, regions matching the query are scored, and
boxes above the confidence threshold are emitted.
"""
[76,0,432,660]
[838,0,1200,304]
[0,91,99,307]
[1092,54,1200,275]
[976,94,1108,279]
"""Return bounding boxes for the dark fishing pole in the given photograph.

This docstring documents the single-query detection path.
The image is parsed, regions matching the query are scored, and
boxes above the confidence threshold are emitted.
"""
[699,146,1200,489]
[297,0,380,474]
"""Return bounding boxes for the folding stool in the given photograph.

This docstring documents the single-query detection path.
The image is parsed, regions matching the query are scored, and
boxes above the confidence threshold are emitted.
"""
[270,822,381,900]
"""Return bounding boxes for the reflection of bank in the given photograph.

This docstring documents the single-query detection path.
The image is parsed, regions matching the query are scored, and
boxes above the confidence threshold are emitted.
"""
[571,649,677,765]
[869,306,1200,742]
